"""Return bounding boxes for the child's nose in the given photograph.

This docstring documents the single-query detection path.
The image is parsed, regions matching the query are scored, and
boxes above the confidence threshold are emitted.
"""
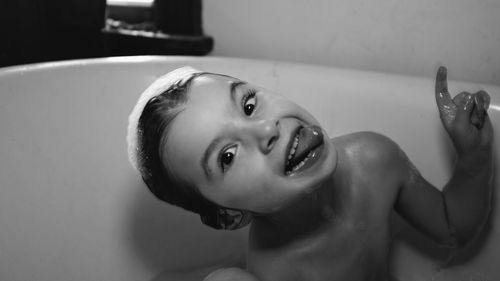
[246,119,280,153]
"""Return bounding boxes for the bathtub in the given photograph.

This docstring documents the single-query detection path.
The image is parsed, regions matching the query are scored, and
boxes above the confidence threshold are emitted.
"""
[0,56,498,281]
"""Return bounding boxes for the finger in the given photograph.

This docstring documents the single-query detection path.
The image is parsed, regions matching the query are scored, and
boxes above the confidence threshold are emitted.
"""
[435,66,456,124]
[455,93,474,128]
[452,91,469,105]
[476,90,490,111]
[452,91,470,122]
[435,66,453,105]
[480,115,494,147]
[471,91,490,129]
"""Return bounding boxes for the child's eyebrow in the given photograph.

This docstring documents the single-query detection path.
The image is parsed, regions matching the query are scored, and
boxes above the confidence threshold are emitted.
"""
[200,80,247,180]
[229,80,247,105]
[201,136,223,180]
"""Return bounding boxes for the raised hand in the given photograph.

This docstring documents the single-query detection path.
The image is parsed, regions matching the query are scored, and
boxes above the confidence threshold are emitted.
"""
[435,66,493,155]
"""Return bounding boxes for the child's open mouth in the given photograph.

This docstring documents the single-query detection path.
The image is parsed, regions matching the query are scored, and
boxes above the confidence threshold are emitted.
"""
[284,125,324,176]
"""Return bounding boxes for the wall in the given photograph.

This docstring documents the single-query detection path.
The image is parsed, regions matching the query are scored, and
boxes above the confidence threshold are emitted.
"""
[203,0,500,85]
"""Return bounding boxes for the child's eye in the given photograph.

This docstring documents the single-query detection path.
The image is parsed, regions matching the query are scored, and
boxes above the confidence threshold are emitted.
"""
[219,145,237,172]
[242,89,257,116]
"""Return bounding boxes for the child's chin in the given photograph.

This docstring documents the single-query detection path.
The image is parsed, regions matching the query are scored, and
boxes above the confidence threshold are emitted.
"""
[297,141,337,189]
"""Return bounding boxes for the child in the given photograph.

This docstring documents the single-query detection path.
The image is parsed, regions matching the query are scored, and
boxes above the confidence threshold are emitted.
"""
[127,66,493,281]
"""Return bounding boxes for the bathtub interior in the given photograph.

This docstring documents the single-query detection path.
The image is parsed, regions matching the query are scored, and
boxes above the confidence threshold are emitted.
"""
[0,56,498,281]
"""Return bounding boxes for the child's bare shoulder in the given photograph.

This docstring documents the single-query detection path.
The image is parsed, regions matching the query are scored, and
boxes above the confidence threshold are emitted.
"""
[335,131,402,162]
[333,131,407,179]
[333,131,408,206]
[203,267,260,281]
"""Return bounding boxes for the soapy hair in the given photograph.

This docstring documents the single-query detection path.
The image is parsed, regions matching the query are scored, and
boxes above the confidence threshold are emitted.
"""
[136,72,220,217]
[128,67,252,230]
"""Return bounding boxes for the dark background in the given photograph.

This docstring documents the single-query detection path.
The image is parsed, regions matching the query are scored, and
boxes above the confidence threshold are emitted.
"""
[0,0,212,67]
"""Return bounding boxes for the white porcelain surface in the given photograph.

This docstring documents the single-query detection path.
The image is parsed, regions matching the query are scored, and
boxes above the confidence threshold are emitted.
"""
[0,56,498,281]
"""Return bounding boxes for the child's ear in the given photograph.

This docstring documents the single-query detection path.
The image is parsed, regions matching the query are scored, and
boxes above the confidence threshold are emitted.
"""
[201,208,253,230]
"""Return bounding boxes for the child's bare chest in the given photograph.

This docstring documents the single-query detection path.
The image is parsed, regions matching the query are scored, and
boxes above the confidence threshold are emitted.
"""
[248,211,393,281]
[248,173,398,280]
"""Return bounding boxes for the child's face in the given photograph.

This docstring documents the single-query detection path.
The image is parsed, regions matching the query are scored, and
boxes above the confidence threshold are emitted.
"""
[162,74,338,214]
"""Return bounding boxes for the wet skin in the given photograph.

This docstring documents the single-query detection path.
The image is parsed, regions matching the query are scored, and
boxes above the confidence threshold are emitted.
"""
[161,70,493,281]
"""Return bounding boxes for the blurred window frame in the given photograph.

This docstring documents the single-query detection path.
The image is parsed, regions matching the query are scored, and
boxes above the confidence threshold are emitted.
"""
[106,0,153,23]
[107,0,153,8]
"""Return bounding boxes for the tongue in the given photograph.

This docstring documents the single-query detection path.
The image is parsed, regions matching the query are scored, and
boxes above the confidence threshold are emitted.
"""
[289,126,323,168]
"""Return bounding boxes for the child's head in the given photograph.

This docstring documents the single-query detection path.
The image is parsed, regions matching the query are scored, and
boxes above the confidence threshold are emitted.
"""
[127,67,338,230]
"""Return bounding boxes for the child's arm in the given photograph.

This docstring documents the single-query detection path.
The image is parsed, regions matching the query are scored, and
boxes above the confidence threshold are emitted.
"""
[434,66,494,246]
[394,67,494,249]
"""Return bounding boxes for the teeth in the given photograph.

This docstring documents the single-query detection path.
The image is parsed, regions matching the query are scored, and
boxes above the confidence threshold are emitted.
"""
[287,133,300,161]
[285,150,314,176]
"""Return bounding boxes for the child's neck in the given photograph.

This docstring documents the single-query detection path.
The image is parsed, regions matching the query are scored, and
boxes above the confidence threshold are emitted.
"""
[250,174,345,248]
